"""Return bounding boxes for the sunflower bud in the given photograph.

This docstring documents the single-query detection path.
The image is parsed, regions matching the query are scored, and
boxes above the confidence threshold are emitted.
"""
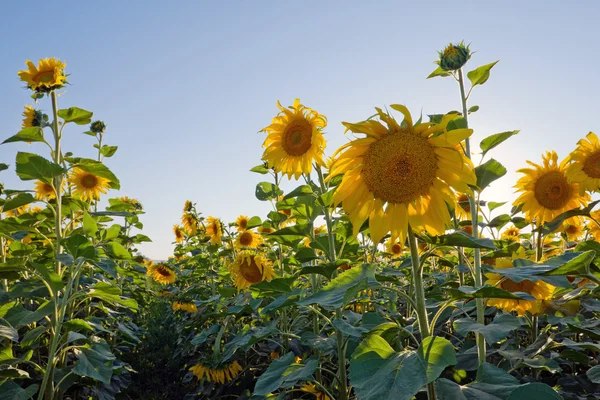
[90,120,106,134]
[438,42,471,71]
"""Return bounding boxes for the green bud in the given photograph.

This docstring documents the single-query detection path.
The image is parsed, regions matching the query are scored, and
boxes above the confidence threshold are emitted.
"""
[438,42,471,71]
[90,120,106,134]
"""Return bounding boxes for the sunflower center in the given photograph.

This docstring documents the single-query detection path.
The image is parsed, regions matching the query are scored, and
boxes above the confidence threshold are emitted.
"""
[43,183,53,192]
[458,194,470,212]
[240,259,263,284]
[565,224,579,235]
[391,244,402,254]
[362,133,438,204]
[239,231,253,246]
[80,174,98,189]
[533,171,571,210]
[282,118,312,156]
[156,265,171,277]
[500,278,535,294]
[582,151,600,178]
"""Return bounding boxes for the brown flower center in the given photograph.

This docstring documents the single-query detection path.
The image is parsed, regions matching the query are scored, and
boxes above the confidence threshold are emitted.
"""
[238,219,248,230]
[565,224,579,235]
[500,278,535,294]
[582,151,600,178]
[362,133,437,204]
[533,171,572,210]
[240,258,263,284]
[43,183,54,193]
[391,244,402,254]
[156,265,172,277]
[282,118,312,156]
[80,174,98,189]
[239,231,253,246]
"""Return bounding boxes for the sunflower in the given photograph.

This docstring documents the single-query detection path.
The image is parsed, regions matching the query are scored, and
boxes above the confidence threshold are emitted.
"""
[30,206,44,213]
[205,216,223,245]
[313,225,327,235]
[181,213,198,235]
[157,289,174,298]
[300,383,331,400]
[455,193,471,220]
[183,200,193,212]
[235,229,263,249]
[461,225,473,236]
[566,132,600,194]
[119,196,143,210]
[22,106,40,129]
[69,168,110,201]
[18,58,67,92]
[173,225,185,243]
[514,151,589,226]
[229,251,275,290]
[261,99,327,179]
[586,210,600,240]
[4,205,31,217]
[563,216,585,241]
[329,106,476,244]
[385,238,403,257]
[501,225,520,241]
[258,226,275,234]
[236,215,249,232]
[485,255,555,316]
[34,180,56,200]
[172,301,197,313]
[190,361,242,384]
[147,263,177,285]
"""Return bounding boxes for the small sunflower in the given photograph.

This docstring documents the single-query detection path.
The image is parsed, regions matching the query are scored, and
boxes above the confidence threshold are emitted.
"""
[34,180,56,200]
[30,206,44,213]
[190,361,242,384]
[586,210,600,240]
[229,251,275,290]
[385,238,403,257]
[329,106,476,244]
[173,225,185,243]
[235,229,263,249]
[455,193,471,220]
[514,151,589,226]
[300,383,331,400]
[258,226,275,234]
[147,263,177,285]
[485,256,555,316]
[18,58,67,92]
[261,99,327,179]
[566,132,600,194]
[501,225,520,241]
[181,213,198,235]
[4,205,31,217]
[313,225,327,235]
[22,105,43,129]
[172,301,197,313]
[157,289,174,298]
[236,215,249,232]
[69,168,110,201]
[119,196,143,210]
[563,216,584,241]
[183,200,193,212]
[205,216,223,245]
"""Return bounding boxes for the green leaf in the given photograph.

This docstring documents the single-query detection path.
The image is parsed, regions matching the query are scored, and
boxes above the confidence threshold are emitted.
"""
[20,326,47,349]
[475,159,507,191]
[99,145,118,157]
[252,352,318,397]
[479,131,519,158]
[587,365,600,383]
[468,105,479,113]
[284,184,314,199]
[349,334,456,400]
[30,262,64,293]
[467,61,499,87]
[0,319,18,342]
[58,107,93,125]
[507,383,561,400]
[488,201,507,212]
[540,199,600,235]
[104,241,131,260]
[2,193,36,213]
[63,234,96,261]
[83,212,98,237]
[435,362,519,399]
[73,343,115,384]
[87,283,138,310]
[15,152,65,182]
[449,285,534,300]
[66,158,120,190]
[298,264,379,308]
[3,127,45,144]
[427,66,452,79]
[101,224,121,241]
[250,164,270,174]
[541,250,595,276]
[0,382,39,400]
[0,163,8,172]
[487,214,511,229]
[424,232,497,249]
[454,313,520,343]
[255,182,282,201]
[63,318,94,332]
[246,216,262,229]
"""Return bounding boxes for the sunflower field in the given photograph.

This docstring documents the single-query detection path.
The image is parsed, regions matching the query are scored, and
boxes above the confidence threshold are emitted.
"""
[2,43,600,400]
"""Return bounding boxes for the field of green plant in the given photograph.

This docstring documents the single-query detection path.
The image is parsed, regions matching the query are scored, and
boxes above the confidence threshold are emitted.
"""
[1,43,600,400]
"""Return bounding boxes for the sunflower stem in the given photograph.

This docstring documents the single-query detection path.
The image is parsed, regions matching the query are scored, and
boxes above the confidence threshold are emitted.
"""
[457,68,486,366]
[50,91,63,275]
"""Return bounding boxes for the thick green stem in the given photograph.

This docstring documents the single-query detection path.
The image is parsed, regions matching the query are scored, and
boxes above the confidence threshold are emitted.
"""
[50,91,63,275]
[458,68,486,365]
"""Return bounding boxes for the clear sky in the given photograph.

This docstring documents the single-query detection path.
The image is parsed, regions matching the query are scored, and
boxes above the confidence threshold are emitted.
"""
[1,1,598,259]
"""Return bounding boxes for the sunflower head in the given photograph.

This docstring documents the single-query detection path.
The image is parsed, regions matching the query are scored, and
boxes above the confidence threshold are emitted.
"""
[300,383,331,400]
[22,106,46,129]
[236,215,249,232]
[329,105,475,244]
[438,42,471,71]
[229,251,275,290]
[34,180,56,200]
[566,132,600,195]
[563,217,584,241]
[501,225,520,241]
[90,120,106,134]
[261,99,327,179]
[455,193,471,220]
[183,200,193,213]
[514,151,589,226]
[258,225,275,235]
[586,210,600,240]
[172,301,197,313]
[18,58,67,92]
[205,216,223,245]
[173,225,185,243]
[119,196,143,211]
[147,263,177,285]
[385,238,403,257]
[181,213,198,235]
[235,229,263,249]
[68,168,111,201]
[189,361,242,384]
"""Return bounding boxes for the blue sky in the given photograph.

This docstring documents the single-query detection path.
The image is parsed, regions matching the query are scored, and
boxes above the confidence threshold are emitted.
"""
[1,1,598,259]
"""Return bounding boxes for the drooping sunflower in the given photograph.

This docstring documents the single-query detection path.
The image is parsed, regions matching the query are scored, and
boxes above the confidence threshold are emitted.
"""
[514,151,589,226]
[236,215,249,232]
[205,216,223,245]
[34,180,56,200]
[258,225,275,234]
[455,193,471,220]
[501,225,521,241]
[189,361,242,384]
[300,383,331,400]
[183,200,193,212]
[172,301,197,313]
[235,229,263,249]
[329,106,476,244]
[261,99,327,179]
[18,58,67,92]
[586,210,600,240]
[22,106,39,128]
[385,238,404,257]
[485,255,555,316]
[147,263,177,285]
[181,213,198,235]
[69,168,110,201]
[119,196,143,210]
[173,225,185,243]
[229,251,275,290]
[566,132,600,194]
